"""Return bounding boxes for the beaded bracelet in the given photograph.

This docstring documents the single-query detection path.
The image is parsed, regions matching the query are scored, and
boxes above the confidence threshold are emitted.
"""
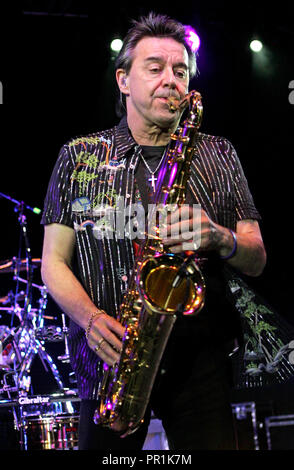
[220,229,237,260]
[85,310,104,341]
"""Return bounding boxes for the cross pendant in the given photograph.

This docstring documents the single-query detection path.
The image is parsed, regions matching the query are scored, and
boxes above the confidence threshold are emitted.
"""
[148,174,157,192]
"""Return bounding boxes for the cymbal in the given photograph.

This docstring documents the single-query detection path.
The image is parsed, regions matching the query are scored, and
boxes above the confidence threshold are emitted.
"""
[0,258,41,274]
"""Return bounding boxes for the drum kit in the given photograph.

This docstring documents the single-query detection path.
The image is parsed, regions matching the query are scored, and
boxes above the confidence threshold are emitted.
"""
[0,192,80,450]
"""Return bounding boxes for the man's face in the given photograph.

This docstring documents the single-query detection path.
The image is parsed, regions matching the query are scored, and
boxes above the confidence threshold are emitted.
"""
[125,37,190,129]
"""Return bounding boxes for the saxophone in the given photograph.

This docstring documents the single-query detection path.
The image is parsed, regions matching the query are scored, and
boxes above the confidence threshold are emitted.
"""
[93,90,205,436]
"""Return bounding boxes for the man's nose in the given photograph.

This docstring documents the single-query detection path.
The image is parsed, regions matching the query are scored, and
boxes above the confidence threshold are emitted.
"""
[162,67,176,87]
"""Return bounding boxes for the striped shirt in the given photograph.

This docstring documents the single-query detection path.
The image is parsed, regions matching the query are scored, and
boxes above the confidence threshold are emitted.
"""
[41,116,260,399]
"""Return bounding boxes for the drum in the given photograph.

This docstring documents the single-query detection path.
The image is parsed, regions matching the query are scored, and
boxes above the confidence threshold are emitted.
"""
[20,413,79,450]
[19,396,80,450]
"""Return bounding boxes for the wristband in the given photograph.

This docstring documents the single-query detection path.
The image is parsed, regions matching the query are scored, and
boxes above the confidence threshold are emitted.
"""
[85,310,104,341]
[220,229,237,260]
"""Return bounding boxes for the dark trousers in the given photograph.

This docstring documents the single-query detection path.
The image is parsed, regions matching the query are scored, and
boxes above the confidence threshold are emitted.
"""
[78,326,236,450]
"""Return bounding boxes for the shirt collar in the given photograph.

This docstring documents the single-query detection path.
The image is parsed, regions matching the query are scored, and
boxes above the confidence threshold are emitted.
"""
[114,115,138,161]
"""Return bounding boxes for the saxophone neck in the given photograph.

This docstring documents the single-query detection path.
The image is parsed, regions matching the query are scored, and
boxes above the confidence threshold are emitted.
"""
[182,91,203,129]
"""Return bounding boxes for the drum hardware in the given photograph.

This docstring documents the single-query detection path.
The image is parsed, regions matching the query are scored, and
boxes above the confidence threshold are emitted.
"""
[0,258,42,275]
[0,290,26,304]
[10,274,46,293]
[57,314,70,363]
[0,192,77,450]
[35,326,64,343]
[0,306,57,322]
[68,371,77,384]
[0,367,18,396]
[7,275,49,323]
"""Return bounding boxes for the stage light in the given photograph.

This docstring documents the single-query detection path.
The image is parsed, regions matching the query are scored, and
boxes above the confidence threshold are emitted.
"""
[110,38,123,53]
[184,25,200,52]
[250,39,263,53]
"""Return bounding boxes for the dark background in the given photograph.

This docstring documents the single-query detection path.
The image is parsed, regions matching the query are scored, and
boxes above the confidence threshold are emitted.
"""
[0,0,294,438]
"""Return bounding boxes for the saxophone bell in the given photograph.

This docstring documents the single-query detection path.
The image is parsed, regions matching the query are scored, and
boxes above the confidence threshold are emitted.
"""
[138,252,205,316]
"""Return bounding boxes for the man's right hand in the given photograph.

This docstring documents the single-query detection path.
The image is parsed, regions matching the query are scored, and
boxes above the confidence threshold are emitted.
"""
[86,311,125,366]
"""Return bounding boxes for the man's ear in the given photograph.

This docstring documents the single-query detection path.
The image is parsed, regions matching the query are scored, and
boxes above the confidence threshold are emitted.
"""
[116,69,129,95]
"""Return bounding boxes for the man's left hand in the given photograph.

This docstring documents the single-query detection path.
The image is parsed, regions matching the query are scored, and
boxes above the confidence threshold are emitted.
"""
[160,205,222,253]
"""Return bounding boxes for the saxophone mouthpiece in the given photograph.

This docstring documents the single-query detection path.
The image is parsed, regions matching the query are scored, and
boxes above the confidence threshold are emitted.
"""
[167,96,181,113]
[167,95,189,113]
[167,91,199,113]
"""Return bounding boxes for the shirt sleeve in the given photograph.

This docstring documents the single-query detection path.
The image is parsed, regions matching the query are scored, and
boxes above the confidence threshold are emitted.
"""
[229,141,261,222]
[40,144,74,228]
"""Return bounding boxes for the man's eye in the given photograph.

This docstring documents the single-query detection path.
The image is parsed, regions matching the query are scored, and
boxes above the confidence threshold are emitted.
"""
[175,70,187,79]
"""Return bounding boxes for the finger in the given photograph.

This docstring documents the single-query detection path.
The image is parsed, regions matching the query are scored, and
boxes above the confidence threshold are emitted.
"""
[99,324,123,353]
[163,215,202,241]
[160,222,191,241]
[89,314,124,358]
[182,236,201,251]
[168,238,200,254]
[166,220,200,240]
[166,204,191,225]
[168,204,203,223]
[105,315,125,338]
[92,312,125,342]
[95,342,120,366]
[162,228,201,246]
[167,242,184,254]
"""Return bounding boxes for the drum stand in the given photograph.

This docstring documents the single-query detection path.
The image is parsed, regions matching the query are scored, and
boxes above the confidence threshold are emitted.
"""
[10,280,65,393]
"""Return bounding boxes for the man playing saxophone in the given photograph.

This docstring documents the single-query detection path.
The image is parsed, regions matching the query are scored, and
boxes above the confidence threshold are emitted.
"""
[41,12,266,450]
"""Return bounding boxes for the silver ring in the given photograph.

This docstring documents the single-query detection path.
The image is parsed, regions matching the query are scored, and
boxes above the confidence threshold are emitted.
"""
[182,239,199,251]
[95,338,105,353]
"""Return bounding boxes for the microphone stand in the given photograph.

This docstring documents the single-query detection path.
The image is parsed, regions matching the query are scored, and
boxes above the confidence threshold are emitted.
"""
[14,200,33,326]
[0,192,40,326]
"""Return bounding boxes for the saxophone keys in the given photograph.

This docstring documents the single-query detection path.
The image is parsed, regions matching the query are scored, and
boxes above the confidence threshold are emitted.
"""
[133,304,142,312]
[161,186,170,194]
[170,133,190,144]
[176,155,185,162]
[172,184,185,190]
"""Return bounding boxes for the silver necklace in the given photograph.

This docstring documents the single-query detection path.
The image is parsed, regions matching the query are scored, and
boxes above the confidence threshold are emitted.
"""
[140,150,166,192]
